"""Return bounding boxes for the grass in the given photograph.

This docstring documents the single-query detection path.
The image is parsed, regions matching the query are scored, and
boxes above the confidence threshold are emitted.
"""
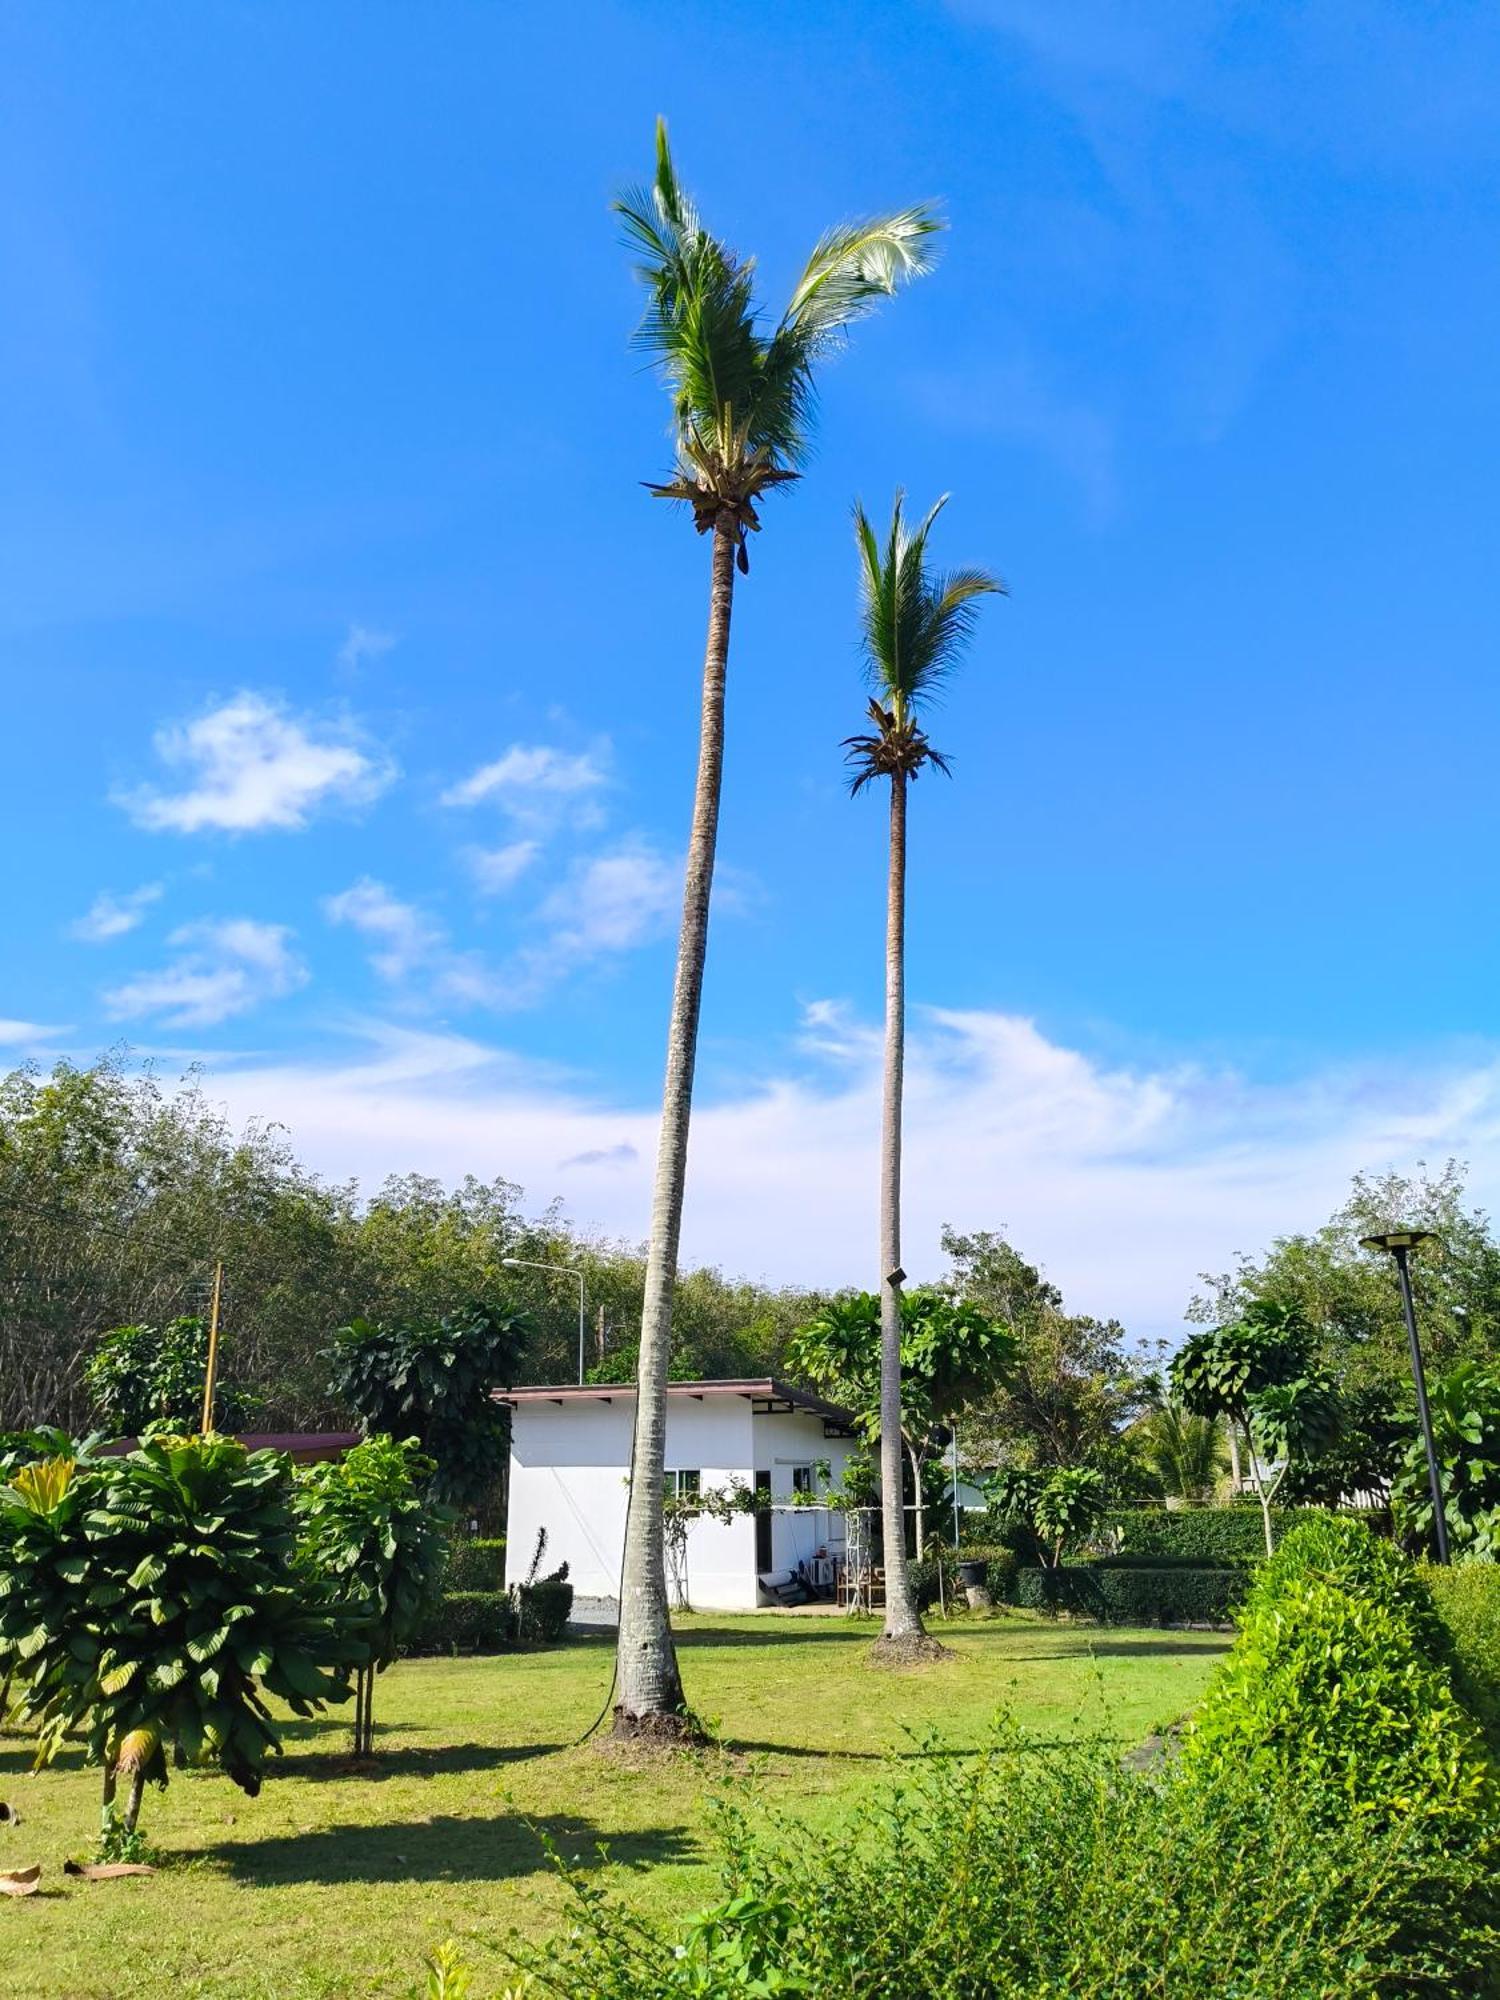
[0,1611,1229,1999]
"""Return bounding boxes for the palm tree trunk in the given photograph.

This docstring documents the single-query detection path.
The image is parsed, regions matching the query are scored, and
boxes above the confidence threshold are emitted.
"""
[614,512,737,1732]
[877,770,926,1644]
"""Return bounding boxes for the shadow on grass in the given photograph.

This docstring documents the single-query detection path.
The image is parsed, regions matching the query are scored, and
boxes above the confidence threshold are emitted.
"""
[180,1810,696,1886]
[1018,1638,1232,1660]
[273,1740,567,1781]
[672,1623,878,1650]
[720,1735,1078,1762]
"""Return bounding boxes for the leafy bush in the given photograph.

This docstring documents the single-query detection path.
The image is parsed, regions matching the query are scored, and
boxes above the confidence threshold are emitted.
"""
[1393,1360,1500,1559]
[1423,1559,1500,1755]
[0,1435,349,1833]
[85,1317,261,1435]
[504,1724,1500,1998]
[1185,1515,1495,1839]
[445,1536,506,1593]
[407,1590,516,1654]
[329,1302,532,1510]
[1100,1505,1360,1565]
[1013,1564,1244,1626]
[295,1434,450,1755]
[514,1575,574,1643]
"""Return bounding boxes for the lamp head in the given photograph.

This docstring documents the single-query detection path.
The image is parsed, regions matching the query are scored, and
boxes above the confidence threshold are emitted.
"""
[1360,1229,1439,1255]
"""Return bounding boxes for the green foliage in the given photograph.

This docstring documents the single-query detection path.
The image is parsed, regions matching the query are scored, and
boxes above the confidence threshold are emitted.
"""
[84,1316,261,1436]
[1185,1515,1495,1837]
[506,1721,1499,1997]
[444,1536,507,1593]
[295,1435,449,1672]
[1194,1161,1500,1390]
[1171,1301,1312,1422]
[939,1225,1143,1473]
[1133,1398,1227,1503]
[406,1590,516,1655]
[792,1290,1014,1436]
[1422,1559,1500,1754]
[1013,1564,1245,1626]
[986,1464,1105,1568]
[425,1941,472,2000]
[329,1304,532,1510]
[614,118,939,551]
[1392,1360,1500,1558]
[0,1434,349,1817]
[1276,1383,1410,1506]
[513,1577,574,1644]
[1103,1505,1351,1565]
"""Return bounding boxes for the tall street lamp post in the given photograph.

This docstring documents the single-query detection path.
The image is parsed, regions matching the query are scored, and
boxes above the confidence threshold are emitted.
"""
[502,1257,587,1386]
[1360,1229,1449,1564]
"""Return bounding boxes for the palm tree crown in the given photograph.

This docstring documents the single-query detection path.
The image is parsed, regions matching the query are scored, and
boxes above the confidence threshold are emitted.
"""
[613,120,942,566]
[845,493,1005,788]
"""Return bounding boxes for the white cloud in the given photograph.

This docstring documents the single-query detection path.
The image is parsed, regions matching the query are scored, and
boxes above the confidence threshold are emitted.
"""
[536,841,680,960]
[190,1008,1500,1342]
[464,839,540,896]
[324,879,445,983]
[336,624,397,674]
[104,919,307,1027]
[118,692,394,834]
[68,884,163,944]
[0,1019,71,1048]
[440,742,608,828]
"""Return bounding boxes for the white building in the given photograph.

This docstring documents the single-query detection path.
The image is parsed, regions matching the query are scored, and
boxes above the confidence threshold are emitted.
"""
[499,1377,860,1616]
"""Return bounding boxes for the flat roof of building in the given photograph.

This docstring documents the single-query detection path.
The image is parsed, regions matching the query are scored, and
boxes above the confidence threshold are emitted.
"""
[495,1377,857,1432]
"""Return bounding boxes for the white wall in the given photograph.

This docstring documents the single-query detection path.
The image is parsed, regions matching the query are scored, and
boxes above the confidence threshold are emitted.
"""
[507,1394,758,1611]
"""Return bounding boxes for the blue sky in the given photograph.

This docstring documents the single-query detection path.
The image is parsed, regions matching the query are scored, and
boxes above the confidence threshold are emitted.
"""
[7,1,1500,1335]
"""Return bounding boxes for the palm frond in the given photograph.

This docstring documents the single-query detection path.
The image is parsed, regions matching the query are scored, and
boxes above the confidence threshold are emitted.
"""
[615,129,940,503]
[853,493,1002,713]
[781,208,944,350]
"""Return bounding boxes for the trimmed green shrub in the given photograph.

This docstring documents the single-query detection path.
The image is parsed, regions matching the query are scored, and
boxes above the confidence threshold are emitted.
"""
[407,1590,516,1655]
[514,1575,573,1642]
[505,1723,1500,1998]
[1185,1516,1496,1838]
[1423,1560,1500,1755]
[445,1536,506,1593]
[1101,1505,1362,1565]
[1013,1564,1244,1626]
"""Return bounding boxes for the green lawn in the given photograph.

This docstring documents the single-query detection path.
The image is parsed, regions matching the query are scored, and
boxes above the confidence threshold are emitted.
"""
[2,1613,1229,2000]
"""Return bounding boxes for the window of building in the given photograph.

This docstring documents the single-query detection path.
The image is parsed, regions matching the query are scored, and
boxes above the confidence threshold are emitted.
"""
[791,1463,815,1495]
[668,1468,701,1499]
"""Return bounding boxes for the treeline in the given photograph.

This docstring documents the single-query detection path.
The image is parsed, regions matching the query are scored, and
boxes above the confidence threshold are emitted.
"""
[0,1057,831,1432]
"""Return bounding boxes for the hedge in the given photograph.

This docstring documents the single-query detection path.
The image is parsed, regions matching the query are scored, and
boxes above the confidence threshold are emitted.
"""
[1423,1560,1500,1756]
[1013,1564,1245,1626]
[911,1544,1019,1609]
[445,1536,506,1593]
[1101,1507,1308,1564]
[407,1590,516,1655]
[514,1575,573,1642]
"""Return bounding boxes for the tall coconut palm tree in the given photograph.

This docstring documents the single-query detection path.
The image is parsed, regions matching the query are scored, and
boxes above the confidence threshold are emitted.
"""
[846,495,1002,1659]
[609,123,941,1734]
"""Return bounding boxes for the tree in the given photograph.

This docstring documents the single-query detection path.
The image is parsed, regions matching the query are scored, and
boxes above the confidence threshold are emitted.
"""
[987,1464,1106,1570]
[1134,1390,1228,1504]
[1171,1303,1340,1555]
[0,1436,349,1842]
[294,1435,449,1758]
[939,1225,1142,1471]
[609,121,941,1732]
[329,1303,532,1513]
[843,495,1002,1659]
[791,1290,1015,1566]
[1391,1360,1500,1560]
[1192,1162,1500,1390]
[84,1316,261,1437]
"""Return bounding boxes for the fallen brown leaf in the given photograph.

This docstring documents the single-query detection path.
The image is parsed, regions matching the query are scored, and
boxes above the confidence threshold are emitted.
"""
[0,1865,41,1897]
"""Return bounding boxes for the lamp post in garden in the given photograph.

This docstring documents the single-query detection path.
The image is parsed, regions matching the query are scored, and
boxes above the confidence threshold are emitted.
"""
[1359,1229,1449,1563]
[502,1257,587,1386]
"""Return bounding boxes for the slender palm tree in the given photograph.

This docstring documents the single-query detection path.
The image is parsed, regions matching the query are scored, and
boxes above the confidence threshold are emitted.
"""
[846,495,1002,1659]
[609,123,941,1735]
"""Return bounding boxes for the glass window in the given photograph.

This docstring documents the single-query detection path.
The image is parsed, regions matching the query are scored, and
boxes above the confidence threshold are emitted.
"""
[670,1468,701,1498]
